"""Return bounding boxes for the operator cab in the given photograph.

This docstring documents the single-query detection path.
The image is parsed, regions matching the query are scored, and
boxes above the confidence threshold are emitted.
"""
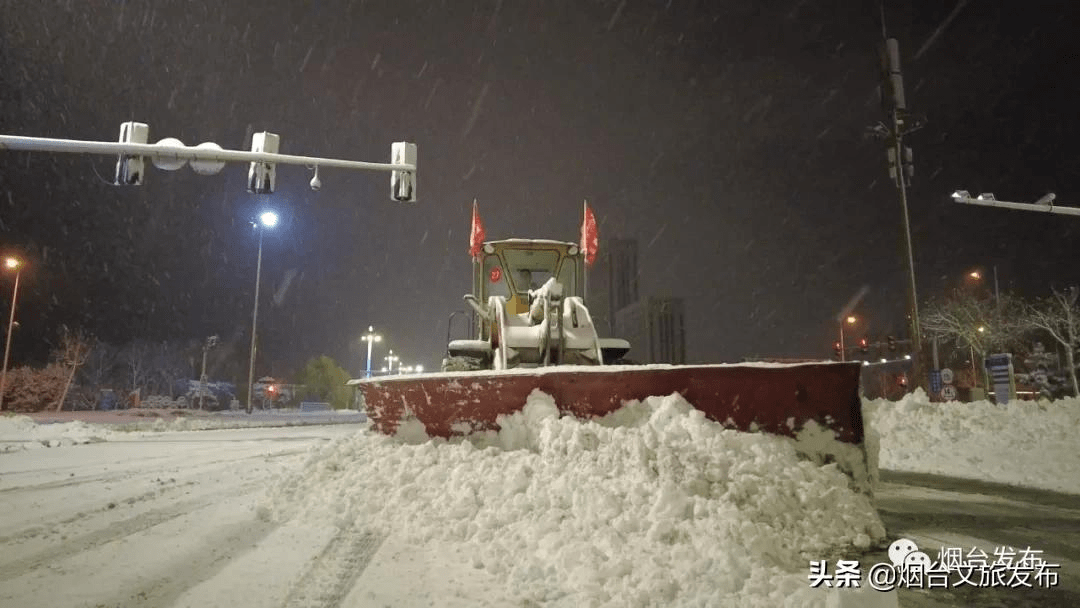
[478,239,579,315]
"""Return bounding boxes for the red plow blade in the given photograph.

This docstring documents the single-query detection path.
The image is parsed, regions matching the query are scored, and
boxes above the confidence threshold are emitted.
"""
[354,362,864,445]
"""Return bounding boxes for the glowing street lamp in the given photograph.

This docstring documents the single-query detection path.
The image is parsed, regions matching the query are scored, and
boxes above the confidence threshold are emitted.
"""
[361,326,382,379]
[0,256,22,411]
[384,350,399,375]
[246,211,278,414]
[839,315,858,362]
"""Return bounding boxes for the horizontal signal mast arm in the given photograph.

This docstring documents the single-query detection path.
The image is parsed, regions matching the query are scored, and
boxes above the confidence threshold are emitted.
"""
[953,194,1080,217]
[0,135,415,173]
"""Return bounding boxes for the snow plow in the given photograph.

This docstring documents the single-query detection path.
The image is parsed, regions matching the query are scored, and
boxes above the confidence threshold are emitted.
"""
[350,234,871,489]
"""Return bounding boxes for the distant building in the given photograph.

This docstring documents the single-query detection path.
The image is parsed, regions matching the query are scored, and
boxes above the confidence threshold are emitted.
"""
[588,238,639,336]
[615,297,686,364]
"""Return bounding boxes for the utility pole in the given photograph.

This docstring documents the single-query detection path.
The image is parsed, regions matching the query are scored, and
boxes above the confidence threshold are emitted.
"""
[868,28,926,387]
[198,335,218,410]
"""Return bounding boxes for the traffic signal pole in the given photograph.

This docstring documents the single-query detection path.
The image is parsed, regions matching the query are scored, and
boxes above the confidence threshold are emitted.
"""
[0,124,417,203]
[868,35,926,389]
[0,134,415,177]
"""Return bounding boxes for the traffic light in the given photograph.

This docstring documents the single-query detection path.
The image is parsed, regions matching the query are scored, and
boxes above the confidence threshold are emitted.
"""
[887,335,897,352]
[391,141,417,202]
[248,131,280,194]
[114,121,149,185]
[833,341,842,360]
[860,337,869,353]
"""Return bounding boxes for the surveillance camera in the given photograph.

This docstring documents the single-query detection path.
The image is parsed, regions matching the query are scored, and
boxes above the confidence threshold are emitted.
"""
[309,174,322,191]
[1034,192,1055,206]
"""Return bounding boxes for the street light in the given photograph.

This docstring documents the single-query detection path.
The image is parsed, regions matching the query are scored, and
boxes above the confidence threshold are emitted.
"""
[965,267,1000,306]
[0,256,22,411]
[839,315,857,362]
[361,326,382,379]
[952,190,1076,216]
[246,211,278,414]
[384,350,399,375]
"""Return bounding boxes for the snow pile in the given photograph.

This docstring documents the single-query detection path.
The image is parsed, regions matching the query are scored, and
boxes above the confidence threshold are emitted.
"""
[865,389,1080,494]
[0,414,113,451]
[269,390,886,606]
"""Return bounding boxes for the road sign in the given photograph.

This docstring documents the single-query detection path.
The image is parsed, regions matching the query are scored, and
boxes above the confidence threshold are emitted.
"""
[941,385,958,401]
[985,353,1017,404]
[929,369,942,395]
[940,368,954,385]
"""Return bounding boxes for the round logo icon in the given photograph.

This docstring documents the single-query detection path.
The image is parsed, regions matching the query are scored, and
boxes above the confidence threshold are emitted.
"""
[489,266,502,283]
[888,538,919,567]
[941,385,958,401]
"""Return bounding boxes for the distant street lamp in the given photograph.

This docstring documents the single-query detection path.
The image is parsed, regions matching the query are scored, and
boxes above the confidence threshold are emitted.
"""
[967,267,1000,306]
[384,350,399,375]
[361,326,382,379]
[839,315,857,362]
[0,256,22,411]
[246,211,278,414]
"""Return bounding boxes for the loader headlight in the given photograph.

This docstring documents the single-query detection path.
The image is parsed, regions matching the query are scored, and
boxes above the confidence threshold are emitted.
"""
[484,244,495,254]
[568,245,579,256]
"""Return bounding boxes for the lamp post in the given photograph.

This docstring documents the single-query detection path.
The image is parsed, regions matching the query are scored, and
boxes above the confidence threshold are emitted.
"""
[361,326,382,379]
[839,315,857,362]
[246,211,278,414]
[0,256,22,411]
[384,350,399,375]
[198,334,219,411]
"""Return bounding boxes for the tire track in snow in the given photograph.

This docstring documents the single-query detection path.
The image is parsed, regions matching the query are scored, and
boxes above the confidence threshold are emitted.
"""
[0,479,263,582]
[278,524,386,608]
[0,445,308,494]
[0,448,308,545]
[91,517,280,608]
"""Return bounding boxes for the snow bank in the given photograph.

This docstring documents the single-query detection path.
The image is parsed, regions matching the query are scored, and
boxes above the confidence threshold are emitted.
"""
[865,389,1080,495]
[268,390,886,607]
[0,415,113,451]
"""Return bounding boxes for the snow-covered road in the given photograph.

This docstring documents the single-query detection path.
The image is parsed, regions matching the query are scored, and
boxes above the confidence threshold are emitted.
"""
[1,405,1077,607]
[0,424,371,608]
[873,471,1080,607]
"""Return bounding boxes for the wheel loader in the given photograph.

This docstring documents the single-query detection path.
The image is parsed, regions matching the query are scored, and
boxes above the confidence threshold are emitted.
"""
[350,237,872,490]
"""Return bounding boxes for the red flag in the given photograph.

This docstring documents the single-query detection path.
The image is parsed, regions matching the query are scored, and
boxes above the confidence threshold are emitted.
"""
[580,201,598,267]
[469,200,486,258]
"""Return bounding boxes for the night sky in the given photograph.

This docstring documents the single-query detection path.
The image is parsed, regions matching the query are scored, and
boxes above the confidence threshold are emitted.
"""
[1,0,1079,378]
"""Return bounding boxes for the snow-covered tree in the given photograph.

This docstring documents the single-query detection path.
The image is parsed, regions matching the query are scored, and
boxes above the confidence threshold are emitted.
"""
[80,341,119,393]
[53,327,94,411]
[153,340,188,398]
[120,340,153,405]
[921,290,1027,389]
[2,364,68,412]
[1024,286,1080,396]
